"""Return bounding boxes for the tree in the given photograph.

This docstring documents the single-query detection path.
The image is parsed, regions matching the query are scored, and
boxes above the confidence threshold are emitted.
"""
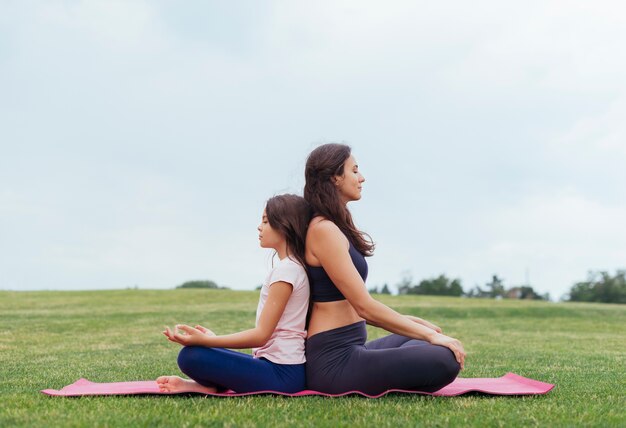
[485,275,506,298]
[400,274,464,296]
[465,285,488,298]
[369,284,391,295]
[568,271,626,304]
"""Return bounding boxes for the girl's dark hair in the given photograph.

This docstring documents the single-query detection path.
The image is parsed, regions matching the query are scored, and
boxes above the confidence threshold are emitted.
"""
[304,143,374,256]
[265,194,313,268]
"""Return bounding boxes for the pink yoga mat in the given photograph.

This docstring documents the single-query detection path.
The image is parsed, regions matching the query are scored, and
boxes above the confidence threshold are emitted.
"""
[41,373,554,398]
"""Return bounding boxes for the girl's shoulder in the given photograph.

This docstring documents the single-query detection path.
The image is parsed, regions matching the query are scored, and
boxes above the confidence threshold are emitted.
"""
[269,257,308,290]
[277,257,307,274]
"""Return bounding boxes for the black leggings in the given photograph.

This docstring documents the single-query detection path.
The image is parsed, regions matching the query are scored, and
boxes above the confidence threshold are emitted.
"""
[305,321,460,395]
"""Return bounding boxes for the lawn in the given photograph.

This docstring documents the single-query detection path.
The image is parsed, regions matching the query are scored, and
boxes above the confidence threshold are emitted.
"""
[1,289,624,427]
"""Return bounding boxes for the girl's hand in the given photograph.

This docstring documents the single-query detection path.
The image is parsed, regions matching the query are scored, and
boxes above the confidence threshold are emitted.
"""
[194,325,216,336]
[162,324,208,347]
[429,333,466,370]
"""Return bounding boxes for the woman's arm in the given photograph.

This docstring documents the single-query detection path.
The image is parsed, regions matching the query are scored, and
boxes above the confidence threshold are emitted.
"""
[309,221,465,368]
[368,314,442,334]
[164,282,293,349]
[405,315,442,333]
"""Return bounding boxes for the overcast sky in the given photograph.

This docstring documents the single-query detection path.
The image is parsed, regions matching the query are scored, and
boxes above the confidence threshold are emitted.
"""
[1,1,625,300]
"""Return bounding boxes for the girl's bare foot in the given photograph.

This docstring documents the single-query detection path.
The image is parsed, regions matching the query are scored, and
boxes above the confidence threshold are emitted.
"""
[156,376,218,394]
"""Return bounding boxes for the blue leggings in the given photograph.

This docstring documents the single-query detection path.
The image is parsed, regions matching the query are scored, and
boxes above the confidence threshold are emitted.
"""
[177,346,306,393]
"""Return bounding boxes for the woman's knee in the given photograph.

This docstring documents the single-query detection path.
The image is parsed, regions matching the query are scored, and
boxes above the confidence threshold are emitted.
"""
[434,348,461,383]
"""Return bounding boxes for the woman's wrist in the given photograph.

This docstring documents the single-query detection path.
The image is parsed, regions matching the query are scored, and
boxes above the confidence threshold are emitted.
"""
[424,330,440,343]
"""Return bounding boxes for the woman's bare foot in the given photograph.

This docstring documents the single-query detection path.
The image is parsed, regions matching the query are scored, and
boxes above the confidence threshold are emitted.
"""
[156,376,218,394]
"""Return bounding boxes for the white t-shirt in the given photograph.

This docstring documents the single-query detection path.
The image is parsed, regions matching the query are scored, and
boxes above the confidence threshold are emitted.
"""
[252,257,309,364]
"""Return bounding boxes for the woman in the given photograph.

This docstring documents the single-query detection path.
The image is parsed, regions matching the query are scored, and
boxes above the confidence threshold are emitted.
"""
[303,143,465,395]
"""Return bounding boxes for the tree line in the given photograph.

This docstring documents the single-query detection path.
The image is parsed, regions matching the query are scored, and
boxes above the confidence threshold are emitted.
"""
[566,270,626,304]
[373,270,625,304]
[388,273,550,301]
[177,270,626,304]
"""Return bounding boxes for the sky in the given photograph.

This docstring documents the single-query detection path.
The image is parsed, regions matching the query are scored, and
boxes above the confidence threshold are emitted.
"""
[1,1,625,300]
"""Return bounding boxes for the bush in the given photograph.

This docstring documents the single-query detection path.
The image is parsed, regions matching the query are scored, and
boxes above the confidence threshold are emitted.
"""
[176,280,227,289]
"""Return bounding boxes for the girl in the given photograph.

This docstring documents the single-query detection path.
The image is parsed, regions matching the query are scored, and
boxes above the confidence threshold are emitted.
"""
[303,143,466,395]
[157,194,312,394]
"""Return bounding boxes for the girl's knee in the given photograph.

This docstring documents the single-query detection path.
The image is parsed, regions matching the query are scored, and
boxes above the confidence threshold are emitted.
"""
[177,346,206,374]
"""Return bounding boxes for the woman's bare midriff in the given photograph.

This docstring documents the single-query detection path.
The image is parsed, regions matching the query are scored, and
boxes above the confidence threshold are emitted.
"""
[307,300,364,338]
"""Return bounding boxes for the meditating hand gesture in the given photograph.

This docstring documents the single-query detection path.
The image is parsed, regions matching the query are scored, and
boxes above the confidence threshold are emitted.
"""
[163,324,216,347]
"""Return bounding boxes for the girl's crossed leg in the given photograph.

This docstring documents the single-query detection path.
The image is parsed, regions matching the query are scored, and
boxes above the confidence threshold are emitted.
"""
[158,346,305,394]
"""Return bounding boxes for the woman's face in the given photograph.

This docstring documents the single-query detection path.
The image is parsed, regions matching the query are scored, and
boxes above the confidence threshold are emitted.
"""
[334,155,365,204]
[257,209,283,250]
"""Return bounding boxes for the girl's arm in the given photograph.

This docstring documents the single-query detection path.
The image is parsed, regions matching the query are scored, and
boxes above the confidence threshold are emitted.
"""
[164,282,293,349]
[309,220,465,368]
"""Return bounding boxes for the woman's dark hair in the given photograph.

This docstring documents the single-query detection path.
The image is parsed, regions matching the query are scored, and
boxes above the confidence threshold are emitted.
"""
[265,194,313,268]
[304,143,374,256]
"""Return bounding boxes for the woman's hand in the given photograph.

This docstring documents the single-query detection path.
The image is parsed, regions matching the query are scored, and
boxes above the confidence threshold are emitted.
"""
[405,315,442,334]
[162,324,212,347]
[429,333,466,370]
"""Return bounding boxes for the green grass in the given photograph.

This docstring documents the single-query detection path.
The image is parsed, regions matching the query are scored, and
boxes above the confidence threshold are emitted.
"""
[1,290,624,427]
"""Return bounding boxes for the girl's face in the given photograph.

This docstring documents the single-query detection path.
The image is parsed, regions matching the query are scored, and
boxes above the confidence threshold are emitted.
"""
[334,155,365,204]
[257,209,284,250]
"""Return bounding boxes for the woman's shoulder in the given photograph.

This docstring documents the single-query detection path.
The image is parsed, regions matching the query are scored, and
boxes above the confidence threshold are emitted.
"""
[308,216,342,237]
[306,216,350,258]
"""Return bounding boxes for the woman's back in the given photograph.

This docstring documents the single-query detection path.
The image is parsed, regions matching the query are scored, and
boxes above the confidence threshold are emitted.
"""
[305,217,366,337]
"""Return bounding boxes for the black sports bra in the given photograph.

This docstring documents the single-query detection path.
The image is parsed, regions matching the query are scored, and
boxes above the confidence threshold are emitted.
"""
[307,240,368,302]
